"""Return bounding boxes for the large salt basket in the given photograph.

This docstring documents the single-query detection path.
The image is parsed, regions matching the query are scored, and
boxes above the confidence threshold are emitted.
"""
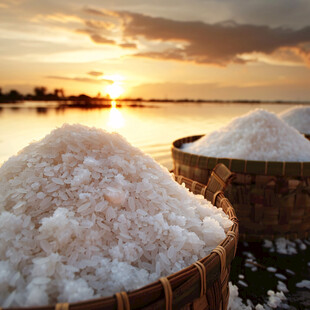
[4,167,238,310]
[172,135,310,241]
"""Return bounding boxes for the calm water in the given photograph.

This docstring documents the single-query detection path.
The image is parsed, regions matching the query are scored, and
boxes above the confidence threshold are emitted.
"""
[1,101,310,308]
[0,101,301,168]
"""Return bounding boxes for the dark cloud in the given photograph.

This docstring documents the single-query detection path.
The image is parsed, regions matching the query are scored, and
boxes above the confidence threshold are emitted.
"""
[87,71,103,77]
[90,34,116,45]
[46,75,113,84]
[226,0,310,29]
[112,11,310,66]
[119,42,137,49]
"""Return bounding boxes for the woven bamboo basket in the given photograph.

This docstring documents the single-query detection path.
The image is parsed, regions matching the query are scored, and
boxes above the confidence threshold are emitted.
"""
[4,167,238,310]
[172,135,310,241]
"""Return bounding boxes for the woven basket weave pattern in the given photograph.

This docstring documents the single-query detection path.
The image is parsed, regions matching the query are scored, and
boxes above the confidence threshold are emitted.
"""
[172,135,310,241]
[3,166,238,310]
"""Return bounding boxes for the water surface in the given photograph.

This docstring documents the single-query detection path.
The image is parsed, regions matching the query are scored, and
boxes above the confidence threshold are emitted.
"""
[0,101,299,168]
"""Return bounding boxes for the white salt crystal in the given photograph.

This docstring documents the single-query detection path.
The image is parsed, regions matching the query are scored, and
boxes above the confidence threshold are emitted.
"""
[263,239,273,248]
[182,109,310,161]
[12,201,25,210]
[37,192,46,199]
[52,177,64,185]
[0,124,232,307]
[277,281,288,293]
[280,105,310,134]
[228,282,251,310]
[275,273,287,280]
[296,280,310,289]
[267,290,287,308]
[237,280,248,287]
[267,267,277,273]
[285,269,295,275]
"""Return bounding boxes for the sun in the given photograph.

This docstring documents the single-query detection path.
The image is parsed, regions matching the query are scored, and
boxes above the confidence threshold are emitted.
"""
[105,83,124,99]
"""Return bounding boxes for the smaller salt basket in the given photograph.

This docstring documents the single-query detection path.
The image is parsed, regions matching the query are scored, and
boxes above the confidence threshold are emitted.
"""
[172,135,310,241]
[3,167,238,310]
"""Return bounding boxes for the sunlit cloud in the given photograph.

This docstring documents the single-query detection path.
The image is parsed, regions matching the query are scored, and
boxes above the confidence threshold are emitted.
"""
[31,13,81,24]
[1,0,310,100]
[46,75,113,84]
[27,49,124,63]
[87,71,104,77]
[80,8,310,67]
[119,11,310,66]
[84,20,116,31]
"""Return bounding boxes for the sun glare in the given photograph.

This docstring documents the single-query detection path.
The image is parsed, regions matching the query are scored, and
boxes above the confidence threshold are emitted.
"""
[107,100,125,129]
[105,83,124,99]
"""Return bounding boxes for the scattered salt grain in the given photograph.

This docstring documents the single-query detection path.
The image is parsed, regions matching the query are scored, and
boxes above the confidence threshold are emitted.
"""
[228,282,288,310]
[267,290,287,308]
[285,269,295,276]
[228,283,252,310]
[182,109,310,161]
[238,280,248,287]
[0,124,232,307]
[263,240,273,248]
[296,280,310,289]
[267,267,277,273]
[277,281,288,293]
[275,273,287,281]
[264,238,299,255]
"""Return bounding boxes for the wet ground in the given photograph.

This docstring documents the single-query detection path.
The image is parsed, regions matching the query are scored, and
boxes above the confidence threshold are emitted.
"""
[230,240,310,309]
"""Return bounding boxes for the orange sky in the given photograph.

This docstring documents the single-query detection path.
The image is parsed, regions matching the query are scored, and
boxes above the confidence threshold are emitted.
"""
[1,0,310,100]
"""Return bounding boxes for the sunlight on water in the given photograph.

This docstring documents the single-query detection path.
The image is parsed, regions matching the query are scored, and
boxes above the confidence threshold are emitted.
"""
[107,101,125,130]
[0,102,299,169]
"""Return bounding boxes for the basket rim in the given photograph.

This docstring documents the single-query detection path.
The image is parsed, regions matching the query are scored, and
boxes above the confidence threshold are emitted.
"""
[172,135,310,177]
[7,176,238,310]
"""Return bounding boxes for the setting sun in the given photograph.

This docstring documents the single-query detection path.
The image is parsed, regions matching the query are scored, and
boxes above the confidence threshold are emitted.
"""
[105,83,124,99]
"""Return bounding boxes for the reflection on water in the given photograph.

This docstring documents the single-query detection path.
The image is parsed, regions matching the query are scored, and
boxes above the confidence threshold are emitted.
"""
[0,101,306,168]
[36,107,48,114]
[107,101,125,130]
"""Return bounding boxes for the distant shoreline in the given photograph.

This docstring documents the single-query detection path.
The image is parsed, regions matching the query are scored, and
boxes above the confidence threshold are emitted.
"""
[1,98,310,105]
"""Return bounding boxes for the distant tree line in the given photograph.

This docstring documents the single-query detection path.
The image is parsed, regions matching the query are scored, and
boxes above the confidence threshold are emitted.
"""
[0,87,67,103]
[1,86,300,105]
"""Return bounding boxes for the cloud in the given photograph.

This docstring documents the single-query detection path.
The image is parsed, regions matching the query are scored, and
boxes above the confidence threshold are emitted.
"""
[90,34,116,45]
[46,75,113,84]
[84,20,115,30]
[87,71,103,77]
[119,42,137,49]
[109,11,310,66]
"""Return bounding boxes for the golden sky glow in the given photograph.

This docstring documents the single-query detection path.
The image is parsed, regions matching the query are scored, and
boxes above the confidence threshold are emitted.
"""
[1,0,310,100]
[105,83,125,99]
